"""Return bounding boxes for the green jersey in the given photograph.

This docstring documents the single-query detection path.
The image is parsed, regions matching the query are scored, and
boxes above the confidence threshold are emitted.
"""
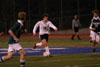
[8,21,23,44]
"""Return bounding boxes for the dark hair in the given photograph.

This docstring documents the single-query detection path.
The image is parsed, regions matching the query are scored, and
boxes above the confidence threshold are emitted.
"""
[18,11,26,20]
[42,13,48,18]
[92,9,99,15]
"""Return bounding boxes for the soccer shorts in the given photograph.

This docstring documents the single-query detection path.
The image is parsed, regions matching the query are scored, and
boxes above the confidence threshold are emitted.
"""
[8,43,23,53]
[40,34,48,42]
[74,27,79,32]
[91,31,100,42]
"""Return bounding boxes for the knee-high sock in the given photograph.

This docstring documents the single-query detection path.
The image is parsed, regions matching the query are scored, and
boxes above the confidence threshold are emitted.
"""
[44,47,50,54]
[71,34,75,39]
[0,57,4,62]
[36,42,42,47]
[77,35,81,39]
[20,60,25,67]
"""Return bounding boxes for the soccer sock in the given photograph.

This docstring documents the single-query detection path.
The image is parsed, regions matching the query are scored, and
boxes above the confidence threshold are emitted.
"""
[44,47,50,54]
[93,42,96,53]
[77,35,81,40]
[0,57,4,62]
[20,60,25,67]
[93,48,96,53]
[36,42,42,47]
[71,34,75,39]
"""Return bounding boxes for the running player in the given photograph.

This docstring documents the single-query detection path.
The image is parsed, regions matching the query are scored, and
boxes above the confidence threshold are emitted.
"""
[89,9,100,53]
[0,11,26,67]
[33,13,58,56]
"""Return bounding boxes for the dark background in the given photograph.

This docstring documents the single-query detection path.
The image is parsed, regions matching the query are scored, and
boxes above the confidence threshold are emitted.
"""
[0,0,100,33]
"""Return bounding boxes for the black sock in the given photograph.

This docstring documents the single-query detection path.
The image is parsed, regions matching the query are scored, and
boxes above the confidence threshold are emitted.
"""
[20,60,25,67]
[77,35,81,40]
[93,48,96,53]
[71,34,75,39]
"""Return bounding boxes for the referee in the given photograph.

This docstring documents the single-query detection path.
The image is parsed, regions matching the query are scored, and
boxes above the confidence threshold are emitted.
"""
[71,15,81,40]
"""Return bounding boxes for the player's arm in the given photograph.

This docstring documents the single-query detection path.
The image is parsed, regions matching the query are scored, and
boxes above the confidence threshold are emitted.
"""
[33,22,39,36]
[49,21,58,31]
[89,22,96,31]
[8,30,19,42]
[8,23,20,42]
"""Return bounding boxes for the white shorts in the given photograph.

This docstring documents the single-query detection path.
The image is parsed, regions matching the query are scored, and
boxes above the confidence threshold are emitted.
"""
[91,31,100,42]
[8,43,23,53]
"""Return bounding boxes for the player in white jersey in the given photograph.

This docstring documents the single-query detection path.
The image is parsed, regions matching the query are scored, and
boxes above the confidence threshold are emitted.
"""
[89,10,100,53]
[33,13,58,56]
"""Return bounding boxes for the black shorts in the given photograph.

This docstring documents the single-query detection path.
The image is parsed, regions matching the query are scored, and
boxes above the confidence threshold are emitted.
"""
[74,27,79,32]
[40,34,48,42]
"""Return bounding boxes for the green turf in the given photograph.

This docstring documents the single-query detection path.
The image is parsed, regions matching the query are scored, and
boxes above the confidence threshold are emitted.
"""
[0,38,100,48]
[0,54,100,67]
[0,38,100,67]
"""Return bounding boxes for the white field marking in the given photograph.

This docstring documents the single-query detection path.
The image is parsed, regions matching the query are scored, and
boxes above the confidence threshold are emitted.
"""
[1,58,100,64]
[31,48,67,50]
[27,51,40,53]
[0,52,7,53]
[0,48,66,51]
[0,48,7,50]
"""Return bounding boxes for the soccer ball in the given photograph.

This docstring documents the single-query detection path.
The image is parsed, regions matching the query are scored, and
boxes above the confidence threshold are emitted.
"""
[43,52,50,57]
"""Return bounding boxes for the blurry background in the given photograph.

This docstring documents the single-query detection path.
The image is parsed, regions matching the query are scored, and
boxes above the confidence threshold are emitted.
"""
[0,0,99,34]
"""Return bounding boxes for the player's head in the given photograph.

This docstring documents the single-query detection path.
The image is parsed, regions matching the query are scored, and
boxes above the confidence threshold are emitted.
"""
[92,9,99,18]
[42,13,48,22]
[18,11,26,21]
[74,15,78,20]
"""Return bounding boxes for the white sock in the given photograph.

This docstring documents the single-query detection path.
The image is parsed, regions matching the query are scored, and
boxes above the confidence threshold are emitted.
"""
[44,47,50,54]
[36,42,42,47]
[0,57,4,62]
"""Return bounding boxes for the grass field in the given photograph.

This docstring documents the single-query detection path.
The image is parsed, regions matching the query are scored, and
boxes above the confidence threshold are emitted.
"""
[0,38,100,67]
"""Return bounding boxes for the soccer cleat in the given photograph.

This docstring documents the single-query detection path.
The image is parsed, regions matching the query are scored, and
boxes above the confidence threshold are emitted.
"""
[48,54,53,57]
[71,38,74,40]
[33,43,37,49]
[78,38,81,40]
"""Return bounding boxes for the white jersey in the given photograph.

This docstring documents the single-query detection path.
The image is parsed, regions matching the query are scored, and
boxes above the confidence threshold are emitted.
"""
[33,20,57,35]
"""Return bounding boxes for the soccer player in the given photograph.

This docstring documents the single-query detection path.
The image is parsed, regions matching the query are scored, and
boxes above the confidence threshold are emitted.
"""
[0,11,26,67]
[89,9,100,53]
[33,13,58,56]
[71,15,81,40]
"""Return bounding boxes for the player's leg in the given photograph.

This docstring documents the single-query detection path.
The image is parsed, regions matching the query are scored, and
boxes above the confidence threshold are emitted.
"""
[93,35,100,53]
[42,39,50,54]
[15,43,26,67]
[18,49,26,67]
[76,32,81,40]
[95,34,99,44]
[76,27,81,40]
[0,45,14,62]
[91,32,96,53]
[0,52,14,62]
[33,34,47,48]
[92,40,96,53]
[71,32,76,40]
